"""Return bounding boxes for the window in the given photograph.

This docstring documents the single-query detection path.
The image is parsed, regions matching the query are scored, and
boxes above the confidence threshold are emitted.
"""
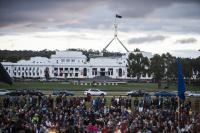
[61,59,65,62]
[118,68,122,77]
[22,67,24,70]
[66,59,70,62]
[71,59,75,62]
[92,68,97,75]
[83,68,87,76]
[75,68,79,71]
[65,68,68,71]
[108,68,113,76]
[70,68,74,71]
[70,73,72,77]
[60,73,63,76]
[75,73,78,77]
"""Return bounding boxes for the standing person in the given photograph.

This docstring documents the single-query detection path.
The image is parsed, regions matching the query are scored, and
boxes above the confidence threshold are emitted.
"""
[134,98,139,110]
[114,125,121,133]
[48,95,54,109]
[138,99,143,112]
[102,125,108,133]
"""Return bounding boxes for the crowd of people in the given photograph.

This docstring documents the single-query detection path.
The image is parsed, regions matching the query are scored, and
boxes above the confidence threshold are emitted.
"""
[0,94,200,133]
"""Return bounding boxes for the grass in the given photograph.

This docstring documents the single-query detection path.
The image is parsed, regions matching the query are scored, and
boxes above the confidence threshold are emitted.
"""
[0,81,200,91]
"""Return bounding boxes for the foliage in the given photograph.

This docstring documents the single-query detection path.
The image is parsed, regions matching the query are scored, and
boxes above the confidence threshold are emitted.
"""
[150,54,165,88]
[128,53,149,80]
[0,49,55,62]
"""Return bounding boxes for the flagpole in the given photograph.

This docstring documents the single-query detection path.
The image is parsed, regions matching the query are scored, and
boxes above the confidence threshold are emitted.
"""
[177,59,186,130]
[114,15,117,37]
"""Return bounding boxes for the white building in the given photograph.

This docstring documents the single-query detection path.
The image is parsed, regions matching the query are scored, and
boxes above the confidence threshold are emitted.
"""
[2,50,152,80]
[2,19,154,80]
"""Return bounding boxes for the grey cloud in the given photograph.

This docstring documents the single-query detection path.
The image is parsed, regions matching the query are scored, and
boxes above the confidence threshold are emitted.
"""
[0,0,100,26]
[0,0,200,35]
[128,35,166,44]
[109,0,200,18]
[170,50,200,58]
[176,38,197,44]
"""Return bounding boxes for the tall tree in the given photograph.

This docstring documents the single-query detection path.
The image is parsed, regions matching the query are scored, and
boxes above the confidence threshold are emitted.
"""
[150,54,165,89]
[162,53,177,88]
[192,57,200,78]
[181,58,193,86]
[127,53,149,81]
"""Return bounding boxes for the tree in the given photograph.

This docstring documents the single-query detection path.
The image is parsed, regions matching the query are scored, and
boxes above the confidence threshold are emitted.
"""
[162,53,177,88]
[127,53,149,81]
[192,57,200,78]
[134,48,141,52]
[181,58,193,86]
[150,54,165,89]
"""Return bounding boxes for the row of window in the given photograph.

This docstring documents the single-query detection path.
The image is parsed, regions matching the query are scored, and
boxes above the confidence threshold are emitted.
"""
[57,59,84,63]
[53,67,122,77]
[92,68,114,76]
[13,72,40,76]
[54,68,79,71]
[13,67,40,71]
[54,73,79,77]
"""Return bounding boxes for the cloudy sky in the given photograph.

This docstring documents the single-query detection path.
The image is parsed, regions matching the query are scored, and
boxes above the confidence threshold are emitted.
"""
[0,0,200,58]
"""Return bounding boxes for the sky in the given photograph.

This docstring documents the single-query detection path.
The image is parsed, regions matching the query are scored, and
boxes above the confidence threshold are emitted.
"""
[0,0,200,58]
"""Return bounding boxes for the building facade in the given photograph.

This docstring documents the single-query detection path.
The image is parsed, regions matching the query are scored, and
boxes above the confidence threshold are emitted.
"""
[2,51,153,80]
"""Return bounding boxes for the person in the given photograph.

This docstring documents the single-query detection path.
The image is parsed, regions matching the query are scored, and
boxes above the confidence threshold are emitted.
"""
[102,125,108,133]
[114,125,121,133]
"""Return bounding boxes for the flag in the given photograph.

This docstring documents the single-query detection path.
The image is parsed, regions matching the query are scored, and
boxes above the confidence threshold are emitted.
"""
[116,14,122,18]
[0,62,13,85]
[177,59,185,100]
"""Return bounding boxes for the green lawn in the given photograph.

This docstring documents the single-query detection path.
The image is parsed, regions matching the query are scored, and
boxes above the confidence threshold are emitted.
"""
[0,81,199,91]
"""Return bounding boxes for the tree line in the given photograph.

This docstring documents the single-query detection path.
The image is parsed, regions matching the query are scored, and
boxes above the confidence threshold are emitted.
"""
[0,49,122,62]
[0,49,55,63]
[1,49,200,88]
[128,51,200,88]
